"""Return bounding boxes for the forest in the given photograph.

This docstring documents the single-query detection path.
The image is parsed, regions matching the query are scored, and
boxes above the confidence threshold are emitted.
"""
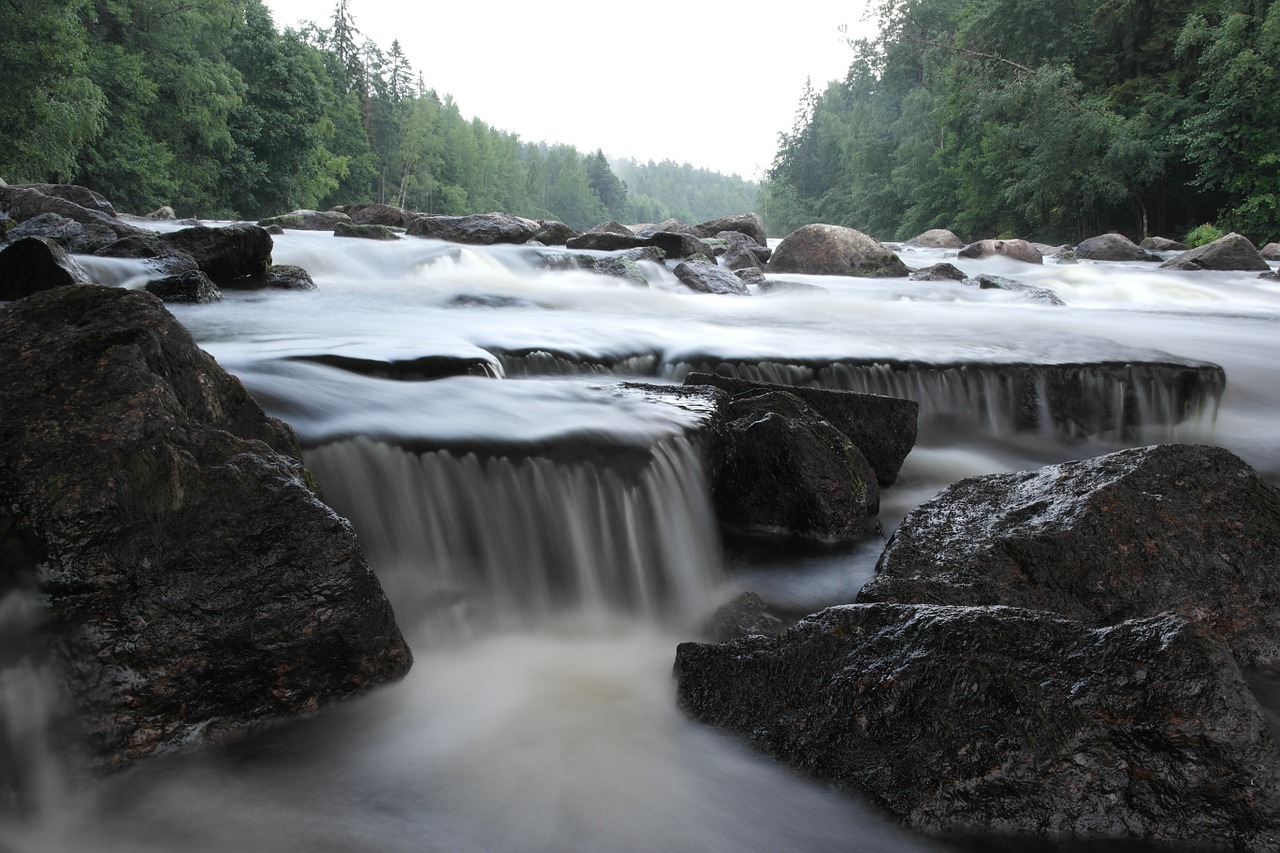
[761,0,1279,244]
[0,0,757,229]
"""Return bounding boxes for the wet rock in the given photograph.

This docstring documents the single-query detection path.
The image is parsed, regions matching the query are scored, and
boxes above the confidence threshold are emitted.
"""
[334,222,399,240]
[968,274,1064,305]
[1262,242,1280,261]
[0,236,93,299]
[0,286,411,770]
[756,278,826,294]
[718,232,769,271]
[712,388,880,541]
[905,228,964,249]
[158,224,275,285]
[735,267,767,286]
[3,212,120,255]
[224,264,316,291]
[406,212,539,245]
[331,203,416,228]
[768,224,909,277]
[532,220,578,245]
[1076,233,1161,262]
[591,255,649,287]
[7,183,115,215]
[258,209,353,231]
[957,238,1043,264]
[1140,236,1188,251]
[675,603,1280,849]
[1160,232,1270,271]
[691,213,767,247]
[0,186,142,248]
[861,443,1280,666]
[144,269,223,303]
[566,228,714,259]
[683,372,917,487]
[908,262,967,281]
[674,259,750,296]
[704,591,785,642]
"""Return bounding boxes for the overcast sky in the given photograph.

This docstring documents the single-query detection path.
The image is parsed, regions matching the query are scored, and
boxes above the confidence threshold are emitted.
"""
[261,0,877,181]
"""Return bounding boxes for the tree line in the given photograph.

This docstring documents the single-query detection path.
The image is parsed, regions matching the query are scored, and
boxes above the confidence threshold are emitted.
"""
[761,0,1279,244]
[0,0,757,230]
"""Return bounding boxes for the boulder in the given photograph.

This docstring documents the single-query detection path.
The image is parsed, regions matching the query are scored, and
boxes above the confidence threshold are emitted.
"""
[144,269,223,304]
[1261,242,1280,261]
[590,255,649,287]
[1160,232,1269,271]
[258,209,353,231]
[691,213,767,246]
[1050,246,1078,264]
[905,228,964,249]
[767,224,909,277]
[586,220,634,236]
[222,264,316,291]
[0,236,93,299]
[1075,233,1160,262]
[565,229,714,259]
[144,206,176,221]
[332,203,416,228]
[968,273,1064,305]
[0,187,143,246]
[673,260,750,296]
[405,212,538,245]
[734,267,767,286]
[3,212,120,255]
[0,286,411,770]
[703,591,785,642]
[860,444,1280,666]
[720,235,766,272]
[957,238,1043,264]
[908,262,967,281]
[333,222,399,241]
[532,220,578,245]
[634,218,696,238]
[1140,236,1188,251]
[711,388,879,541]
[158,224,274,284]
[8,183,115,215]
[683,372,917,487]
[675,603,1280,849]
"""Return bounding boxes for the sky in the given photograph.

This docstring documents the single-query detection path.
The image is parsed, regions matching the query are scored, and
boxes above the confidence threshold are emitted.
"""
[261,0,878,181]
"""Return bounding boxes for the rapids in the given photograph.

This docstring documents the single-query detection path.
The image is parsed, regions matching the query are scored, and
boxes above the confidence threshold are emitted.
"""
[3,226,1278,852]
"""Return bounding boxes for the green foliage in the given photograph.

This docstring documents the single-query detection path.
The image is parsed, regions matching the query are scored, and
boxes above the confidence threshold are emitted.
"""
[1184,223,1224,247]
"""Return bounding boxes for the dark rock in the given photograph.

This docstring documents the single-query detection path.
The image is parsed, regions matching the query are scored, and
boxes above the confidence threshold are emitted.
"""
[674,260,750,296]
[0,236,93,299]
[768,224,909,277]
[683,372,917,487]
[333,222,399,241]
[158,224,274,284]
[332,203,416,228]
[634,217,696,238]
[223,264,316,291]
[9,183,116,215]
[734,267,767,286]
[704,591,785,642]
[591,256,649,287]
[720,237,765,272]
[691,213,767,246]
[1262,270,1280,281]
[4,212,120,255]
[1261,242,1280,261]
[1140,236,1188,251]
[0,187,143,246]
[565,229,714,259]
[908,262,967,281]
[405,212,538,245]
[712,389,879,541]
[144,270,223,304]
[675,603,1280,849]
[968,274,1065,305]
[258,209,353,231]
[1160,232,1270,271]
[0,286,411,770]
[905,228,964,249]
[532,220,578,245]
[861,443,1280,666]
[1076,233,1160,262]
[756,278,827,294]
[957,238,1043,264]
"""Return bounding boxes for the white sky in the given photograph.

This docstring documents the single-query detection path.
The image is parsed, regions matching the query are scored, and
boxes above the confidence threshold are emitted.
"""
[261,0,878,181]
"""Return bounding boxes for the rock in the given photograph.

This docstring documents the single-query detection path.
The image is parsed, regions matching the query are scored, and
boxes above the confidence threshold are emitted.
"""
[757,278,826,295]
[1140,236,1188,251]
[968,274,1065,305]
[720,236,766,272]
[704,591,785,642]
[332,203,416,228]
[1160,232,1270,271]
[908,262,967,281]
[158,224,274,284]
[711,388,880,541]
[144,269,223,303]
[767,224,909,277]
[590,255,649,287]
[1075,233,1160,262]
[565,229,714,259]
[735,267,767,286]
[1262,270,1280,281]
[333,222,399,241]
[1051,246,1078,264]
[3,212,120,255]
[258,209,353,231]
[532,220,578,245]
[682,372,917,487]
[405,212,538,245]
[673,260,750,296]
[0,187,143,246]
[634,218,696,238]
[223,264,316,291]
[0,286,411,770]
[860,444,1280,666]
[144,206,176,221]
[1261,242,1280,261]
[0,236,94,299]
[957,238,1043,264]
[905,228,964,249]
[9,183,116,215]
[675,603,1280,849]
[586,220,634,236]
[691,213,767,246]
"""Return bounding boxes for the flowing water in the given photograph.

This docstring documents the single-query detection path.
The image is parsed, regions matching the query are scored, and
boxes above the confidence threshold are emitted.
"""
[3,227,1278,852]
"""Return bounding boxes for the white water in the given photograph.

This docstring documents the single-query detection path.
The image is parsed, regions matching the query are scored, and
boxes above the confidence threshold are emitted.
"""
[5,228,1279,852]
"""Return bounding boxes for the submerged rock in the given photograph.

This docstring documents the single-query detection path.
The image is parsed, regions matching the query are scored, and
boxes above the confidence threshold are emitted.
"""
[768,224,909,277]
[144,269,223,303]
[861,443,1280,666]
[968,274,1064,305]
[0,286,411,770]
[1160,232,1270,271]
[957,238,1043,264]
[908,262,967,282]
[675,603,1280,849]
[0,236,93,299]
